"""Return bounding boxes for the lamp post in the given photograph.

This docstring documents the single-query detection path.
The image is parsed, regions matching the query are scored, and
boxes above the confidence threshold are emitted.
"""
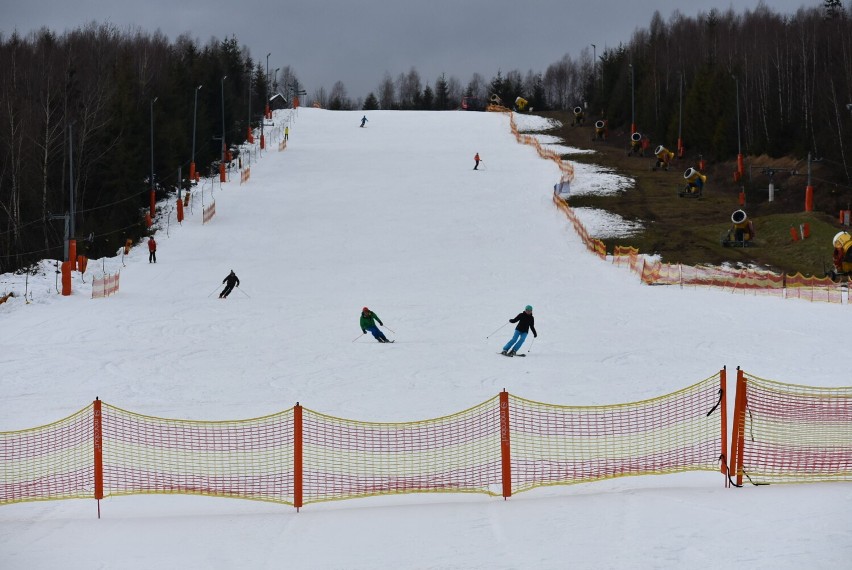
[247,74,254,144]
[732,74,743,181]
[629,63,636,134]
[220,75,228,183]
[265,53,271,119]
[150,97,158,218]
[191,84,202,181]
[590,44,596,100]
[677,72,684,158]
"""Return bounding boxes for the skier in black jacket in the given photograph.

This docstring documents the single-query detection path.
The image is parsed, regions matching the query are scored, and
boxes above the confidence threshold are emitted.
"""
[219,270,240,298]
[501,305,537,356]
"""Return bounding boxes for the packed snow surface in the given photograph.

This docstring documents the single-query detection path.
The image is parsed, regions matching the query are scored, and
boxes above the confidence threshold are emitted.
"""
[1,108,849,569]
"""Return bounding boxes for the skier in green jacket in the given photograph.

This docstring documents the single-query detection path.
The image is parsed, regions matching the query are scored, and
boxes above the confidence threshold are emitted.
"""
[360,307,392,343]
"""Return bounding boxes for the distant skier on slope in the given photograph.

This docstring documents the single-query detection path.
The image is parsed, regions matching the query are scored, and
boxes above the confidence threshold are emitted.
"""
[148,237,157,263]
[219,270,240,299]
[360,115,368,128]
[501,305,537,356]
[474,152,482,170]
[360,307,392,343]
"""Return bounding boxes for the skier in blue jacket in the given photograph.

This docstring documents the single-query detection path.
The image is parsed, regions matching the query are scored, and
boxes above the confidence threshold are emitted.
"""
[501,305,537,356]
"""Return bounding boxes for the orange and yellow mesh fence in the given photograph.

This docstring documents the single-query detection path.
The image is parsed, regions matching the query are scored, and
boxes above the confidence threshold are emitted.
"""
[2,373,733,513]
[730,370,852,486]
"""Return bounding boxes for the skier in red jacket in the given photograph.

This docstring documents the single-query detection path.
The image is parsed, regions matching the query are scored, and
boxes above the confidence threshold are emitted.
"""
[148,237,157,263]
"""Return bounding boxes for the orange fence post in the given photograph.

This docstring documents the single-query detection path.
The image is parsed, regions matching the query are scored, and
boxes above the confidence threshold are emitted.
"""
[789,227,799,242]
[176,198,184,223]
[720,367,728,479]
[61,260,72,296]
[93,398,104,518]
[294,403,303,511]
[805,185,814,212]
[730,369,747,487]
[499,390,512,499]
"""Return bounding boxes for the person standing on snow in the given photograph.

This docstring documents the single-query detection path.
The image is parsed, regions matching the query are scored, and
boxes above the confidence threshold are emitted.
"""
[219,270,240,299]
[501,305,537,356]
[148,237,157,263]
[360,307,392,343]
[474,152,482,170]
[284,126,289,141]
[360,115,368,128]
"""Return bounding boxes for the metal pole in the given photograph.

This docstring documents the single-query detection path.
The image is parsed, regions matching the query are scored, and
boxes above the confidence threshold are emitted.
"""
[68,123,74,259]
[677,72,684,158]
[732,74,743,180]
[591,44,596,98]
[191,84,202,178]
[150,97,157,196]
[629,63,636,134]
[221,75,228,171]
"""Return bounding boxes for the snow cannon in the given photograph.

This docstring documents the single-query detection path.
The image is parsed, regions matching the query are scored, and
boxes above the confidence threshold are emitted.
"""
[831,231,852,275]
[572,106,585,126]
[653,145,675,171]
[594,120,607,140]
[515,97,528,111]
[490,94,503,105]
[731,209,754,242]
[683,167,706,188]
[631,132,642,143]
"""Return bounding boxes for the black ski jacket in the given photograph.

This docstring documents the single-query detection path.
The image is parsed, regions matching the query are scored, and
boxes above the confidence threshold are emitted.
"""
[510,313,537,336]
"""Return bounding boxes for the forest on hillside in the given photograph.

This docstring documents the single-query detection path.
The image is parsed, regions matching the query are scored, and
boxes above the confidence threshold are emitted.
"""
[0,2,850,274]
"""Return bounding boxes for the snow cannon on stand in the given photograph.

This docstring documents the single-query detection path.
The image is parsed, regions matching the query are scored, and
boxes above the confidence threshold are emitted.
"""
[652,145,675,171]
[571,106,585,126]
[679,167,707,198]
[593,120,607,141]
[514,96,529,111]
[827,231,852,281]
[722,209,755,247]
[627,132,643,156]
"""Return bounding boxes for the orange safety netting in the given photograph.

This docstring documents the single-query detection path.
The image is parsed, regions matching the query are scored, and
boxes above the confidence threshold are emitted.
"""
[0,405,94,505]
[508,373,726,494]
[731,371,852,485]
[100,402,296,504]
[300,397,503,505]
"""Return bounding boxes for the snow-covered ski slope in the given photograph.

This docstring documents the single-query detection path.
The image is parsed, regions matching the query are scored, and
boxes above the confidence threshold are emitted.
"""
[1,109,850,569]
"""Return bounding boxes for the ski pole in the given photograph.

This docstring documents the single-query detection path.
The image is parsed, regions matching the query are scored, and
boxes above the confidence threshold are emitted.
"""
[380,324,396,334]
[525,336,536,354]
[207,284,221,297]
[352,333,366,342]
[237,287,250,298]
[486,322,510,339]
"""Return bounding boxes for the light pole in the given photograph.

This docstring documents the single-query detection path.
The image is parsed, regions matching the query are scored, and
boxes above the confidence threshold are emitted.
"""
[150,97,158,218]
[732,74,743,181]
[220,75,228,183]
[677,72,684,158]
[191,84,202,181]
[629,63,636,134]
[265,53,271,119]
[590,44,596,99]
[247,73,254,144]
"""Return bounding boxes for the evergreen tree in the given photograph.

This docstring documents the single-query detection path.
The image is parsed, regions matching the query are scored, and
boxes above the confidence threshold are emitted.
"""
[363,92,379,110]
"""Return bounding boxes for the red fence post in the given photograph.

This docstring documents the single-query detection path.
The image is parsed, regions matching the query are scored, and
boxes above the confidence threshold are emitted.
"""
[499,390,512,499]
[294,403,303,511]
[93,398,104,518]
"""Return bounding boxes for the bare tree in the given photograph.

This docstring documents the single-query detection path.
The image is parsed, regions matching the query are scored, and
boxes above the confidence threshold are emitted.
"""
[378,72,395,109]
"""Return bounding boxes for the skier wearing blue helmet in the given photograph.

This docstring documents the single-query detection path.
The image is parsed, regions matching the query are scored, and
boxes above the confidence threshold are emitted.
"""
[501,305,536,356]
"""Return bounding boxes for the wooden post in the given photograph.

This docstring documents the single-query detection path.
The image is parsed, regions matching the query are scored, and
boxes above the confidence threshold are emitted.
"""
[499,390,512,499]
[730,369,747,487]
[93,398,104,518]
[294,403,303,511]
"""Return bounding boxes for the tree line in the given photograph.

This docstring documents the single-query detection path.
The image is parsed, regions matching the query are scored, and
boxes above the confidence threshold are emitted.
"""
[1,3,850,274]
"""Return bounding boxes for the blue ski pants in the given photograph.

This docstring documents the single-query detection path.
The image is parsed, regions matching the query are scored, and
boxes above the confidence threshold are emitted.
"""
[365,325,387,341]
[503,330,528,352]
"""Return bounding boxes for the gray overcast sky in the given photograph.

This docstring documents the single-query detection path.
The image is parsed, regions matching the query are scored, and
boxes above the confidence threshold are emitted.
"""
[4,0,819,100]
